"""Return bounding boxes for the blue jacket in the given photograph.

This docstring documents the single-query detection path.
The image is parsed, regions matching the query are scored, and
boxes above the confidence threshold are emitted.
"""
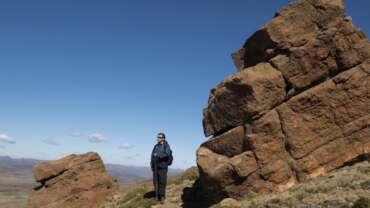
[151,141,172,170]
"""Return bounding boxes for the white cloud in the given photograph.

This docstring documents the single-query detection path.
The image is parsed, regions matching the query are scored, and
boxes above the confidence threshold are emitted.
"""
[118,143,134,150]
[42,139,60,146]
[0,133,16,144]
[88,133,108,143]
[71,131,82,138]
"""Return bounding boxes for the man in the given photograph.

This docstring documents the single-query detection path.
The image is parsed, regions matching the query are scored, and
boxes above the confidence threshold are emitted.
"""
[150,132,173,203]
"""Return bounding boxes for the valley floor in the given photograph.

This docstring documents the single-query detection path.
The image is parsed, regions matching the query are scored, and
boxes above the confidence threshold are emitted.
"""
[0,171,36,208]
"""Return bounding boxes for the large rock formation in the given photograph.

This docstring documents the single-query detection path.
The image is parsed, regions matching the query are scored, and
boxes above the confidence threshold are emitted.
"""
[198,0,370,200]
[28,152,119,208]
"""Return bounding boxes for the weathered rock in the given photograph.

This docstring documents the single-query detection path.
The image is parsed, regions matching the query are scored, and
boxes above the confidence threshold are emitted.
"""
[236,0,370,92]
[28,152,118,208]
[198,111,297,199]
[201,125,247,157]
[198,0,370,201]
[276,62,370,180]
[219,0,370,137]
[203,63,286,136]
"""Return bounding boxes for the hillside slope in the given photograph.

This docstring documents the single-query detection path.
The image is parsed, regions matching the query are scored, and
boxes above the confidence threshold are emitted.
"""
[102,161,370,208]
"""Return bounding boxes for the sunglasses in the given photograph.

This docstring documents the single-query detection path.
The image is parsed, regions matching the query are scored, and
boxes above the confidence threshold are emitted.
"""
[157,136,164,139]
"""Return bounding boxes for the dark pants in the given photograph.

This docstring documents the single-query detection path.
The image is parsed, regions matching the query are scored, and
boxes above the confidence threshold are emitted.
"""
[153,167,167,199]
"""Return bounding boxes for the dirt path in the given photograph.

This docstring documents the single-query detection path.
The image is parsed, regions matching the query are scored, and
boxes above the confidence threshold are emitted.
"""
[151,180,193,208]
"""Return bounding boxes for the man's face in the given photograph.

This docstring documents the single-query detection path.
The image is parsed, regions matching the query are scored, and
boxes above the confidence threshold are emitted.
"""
[157,135,165,143]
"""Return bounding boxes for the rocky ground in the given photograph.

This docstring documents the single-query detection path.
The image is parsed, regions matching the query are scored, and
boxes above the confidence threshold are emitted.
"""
[101,161,370,208]
[101,167,199,208]
[234,161,370,208]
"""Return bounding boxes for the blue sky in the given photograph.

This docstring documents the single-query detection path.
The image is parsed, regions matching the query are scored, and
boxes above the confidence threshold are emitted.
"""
[0,0,369,169]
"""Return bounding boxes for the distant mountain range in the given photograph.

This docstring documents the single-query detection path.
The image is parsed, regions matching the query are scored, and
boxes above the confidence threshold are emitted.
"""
[105,164,183,182]
[0,155,183,182]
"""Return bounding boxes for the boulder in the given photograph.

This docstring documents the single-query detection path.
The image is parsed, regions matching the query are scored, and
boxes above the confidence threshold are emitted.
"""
[198,0,370,201]
[28,152,118,208]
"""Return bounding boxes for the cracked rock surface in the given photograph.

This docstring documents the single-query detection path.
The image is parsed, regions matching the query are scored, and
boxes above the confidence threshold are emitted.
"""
[198,0,370,200]
[28,152,119,208]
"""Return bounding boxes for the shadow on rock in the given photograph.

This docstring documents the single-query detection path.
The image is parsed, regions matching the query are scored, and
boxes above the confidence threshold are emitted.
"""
[181,180,222,208]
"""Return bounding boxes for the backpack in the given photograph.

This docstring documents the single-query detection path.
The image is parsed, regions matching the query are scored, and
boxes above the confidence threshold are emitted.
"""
[165,144,173,166]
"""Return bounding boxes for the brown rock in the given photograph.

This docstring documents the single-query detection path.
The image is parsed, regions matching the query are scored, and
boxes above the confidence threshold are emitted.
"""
[201,125,247,157]
[246,110,295,185]
[277,63,370,180]
[231,48,246,71]
[197,0,370,201]
[236,0,369,91]
[203,63,286,136]
[229,151,258,178]
[321,0,344,9]
[198,111,297,199]
[28,152,118,208]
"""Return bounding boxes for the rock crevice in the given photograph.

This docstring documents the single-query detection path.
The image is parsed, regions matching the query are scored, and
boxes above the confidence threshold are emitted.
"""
[276,109,300,183]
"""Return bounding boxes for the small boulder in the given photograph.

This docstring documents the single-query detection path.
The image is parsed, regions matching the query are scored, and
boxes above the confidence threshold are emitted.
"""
[28,152,119,208]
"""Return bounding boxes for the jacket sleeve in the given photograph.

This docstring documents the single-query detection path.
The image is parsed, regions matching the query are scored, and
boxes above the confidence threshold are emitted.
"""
[150,145,156,171]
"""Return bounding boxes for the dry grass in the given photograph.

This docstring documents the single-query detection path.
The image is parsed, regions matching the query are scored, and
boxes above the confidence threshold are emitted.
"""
[104,162,370,208]
[239,161,370,208]
[169,167,198,185]
[102,167,198,208]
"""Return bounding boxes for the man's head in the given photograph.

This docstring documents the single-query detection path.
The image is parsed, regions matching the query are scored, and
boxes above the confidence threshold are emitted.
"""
[157,132,166,144]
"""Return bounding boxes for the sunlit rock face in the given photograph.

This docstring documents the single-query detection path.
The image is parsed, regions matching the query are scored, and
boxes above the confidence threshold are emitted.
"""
[28,152,118,208]
[198,0,370,200]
